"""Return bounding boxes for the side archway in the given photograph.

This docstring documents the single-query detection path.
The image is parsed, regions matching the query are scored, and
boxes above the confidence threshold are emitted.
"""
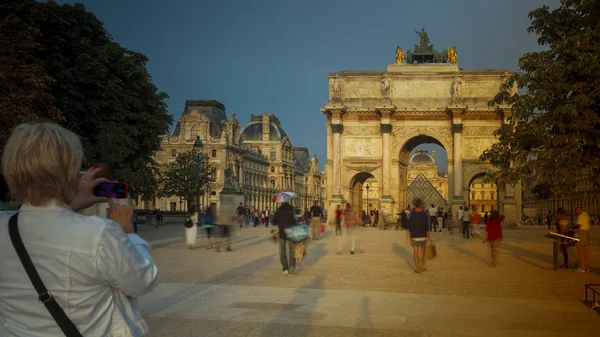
[466,172,498,213]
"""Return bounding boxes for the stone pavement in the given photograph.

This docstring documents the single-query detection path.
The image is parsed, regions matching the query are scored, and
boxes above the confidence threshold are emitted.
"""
[137,224,600,336]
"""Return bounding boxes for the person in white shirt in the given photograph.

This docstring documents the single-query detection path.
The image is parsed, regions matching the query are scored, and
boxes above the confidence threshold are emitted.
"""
[427,204,438,232]
[0,122,159,337]
[462,205,471,239]
[456,206,464,236]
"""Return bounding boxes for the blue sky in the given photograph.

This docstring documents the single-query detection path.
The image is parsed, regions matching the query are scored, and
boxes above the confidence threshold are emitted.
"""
[59,0,557,172]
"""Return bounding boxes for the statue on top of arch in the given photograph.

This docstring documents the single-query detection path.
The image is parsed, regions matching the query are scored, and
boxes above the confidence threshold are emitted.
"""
[403,28,455,65]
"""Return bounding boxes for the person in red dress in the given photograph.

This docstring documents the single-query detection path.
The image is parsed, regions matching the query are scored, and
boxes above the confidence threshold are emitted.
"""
[484,210,504,267]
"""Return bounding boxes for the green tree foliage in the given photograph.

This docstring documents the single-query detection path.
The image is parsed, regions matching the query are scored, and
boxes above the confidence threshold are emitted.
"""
[481,0,600,196]
[0,1,62,152]
[159,151,216,210]
[0,1,172,200]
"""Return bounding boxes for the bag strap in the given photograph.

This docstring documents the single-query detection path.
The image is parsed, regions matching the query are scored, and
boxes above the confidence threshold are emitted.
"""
[8,213,83,337]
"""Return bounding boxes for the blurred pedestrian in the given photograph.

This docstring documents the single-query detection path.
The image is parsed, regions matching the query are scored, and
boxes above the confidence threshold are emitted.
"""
[273,202,296,275]
[555,208,570,268]
[575,206,591,272]
[407,198,432,273]
[484,210,504,267]
[470,205,481,239]
[335,205,343,235]
[204,204,216,249]
[236,203,245,228]
[436,207,444,232]
[462,205,471,239]
[338,203,359,254]
[310,201,323,240]
[185,205,198,249]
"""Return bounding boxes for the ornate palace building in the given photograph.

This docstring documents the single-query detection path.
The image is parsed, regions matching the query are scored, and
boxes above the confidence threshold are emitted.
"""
[143,101,323,212]
[468,177,498,213]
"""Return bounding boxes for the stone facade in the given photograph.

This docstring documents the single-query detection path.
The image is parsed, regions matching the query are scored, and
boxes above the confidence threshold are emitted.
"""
[322,62,522,224]
[522,174,600,220]
[239,113,323,210]
[144,103,323,213]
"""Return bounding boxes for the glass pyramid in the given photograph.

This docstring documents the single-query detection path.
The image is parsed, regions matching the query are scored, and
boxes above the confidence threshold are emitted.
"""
[406,173,449,210]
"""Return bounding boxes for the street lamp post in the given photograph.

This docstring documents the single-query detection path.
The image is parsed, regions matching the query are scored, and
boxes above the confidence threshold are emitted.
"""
[194,136,204,214]
[366,183,370,218]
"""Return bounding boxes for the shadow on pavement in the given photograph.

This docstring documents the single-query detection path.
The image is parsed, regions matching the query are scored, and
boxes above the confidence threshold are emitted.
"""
[142,254,276,317]
[259,275,325,337]
[500,242,553,270]
[355,296,372,332]
[392,243,414,269]
[446,242,488,265]
[301,242,326,268]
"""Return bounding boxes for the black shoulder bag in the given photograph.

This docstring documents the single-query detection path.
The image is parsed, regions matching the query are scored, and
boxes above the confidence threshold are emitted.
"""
[8,213,83,337]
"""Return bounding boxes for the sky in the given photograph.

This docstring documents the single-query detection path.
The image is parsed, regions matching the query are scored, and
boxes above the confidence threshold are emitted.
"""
[59,0,558,172]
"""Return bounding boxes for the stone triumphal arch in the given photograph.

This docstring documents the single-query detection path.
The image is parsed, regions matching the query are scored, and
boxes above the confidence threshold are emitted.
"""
[321,40,521,224]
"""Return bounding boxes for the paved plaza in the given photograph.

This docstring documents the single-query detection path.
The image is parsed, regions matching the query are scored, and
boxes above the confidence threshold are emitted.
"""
[137,224,600,337]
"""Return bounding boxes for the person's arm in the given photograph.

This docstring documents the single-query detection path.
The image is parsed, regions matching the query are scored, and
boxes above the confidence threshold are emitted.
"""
[95,221,160,298]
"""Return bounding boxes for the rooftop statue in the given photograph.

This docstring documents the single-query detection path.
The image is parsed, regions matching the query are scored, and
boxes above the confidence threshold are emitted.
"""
[415,28,430,49]
[395,46,404,64]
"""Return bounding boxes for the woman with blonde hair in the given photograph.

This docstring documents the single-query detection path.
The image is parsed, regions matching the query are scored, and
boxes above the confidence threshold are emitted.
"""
[0,122,159,336]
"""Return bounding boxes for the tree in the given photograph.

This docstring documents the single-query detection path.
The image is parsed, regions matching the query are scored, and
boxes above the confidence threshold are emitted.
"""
[481,0,600,196]
[159,151,216,210]
[0,1,172,200]
[0,0,62,156]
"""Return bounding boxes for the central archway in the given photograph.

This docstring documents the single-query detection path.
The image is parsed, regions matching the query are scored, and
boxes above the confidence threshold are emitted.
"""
[396,135,450,213]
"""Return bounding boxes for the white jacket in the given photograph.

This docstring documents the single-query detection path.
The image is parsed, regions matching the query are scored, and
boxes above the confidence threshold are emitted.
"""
[0,203,160,336]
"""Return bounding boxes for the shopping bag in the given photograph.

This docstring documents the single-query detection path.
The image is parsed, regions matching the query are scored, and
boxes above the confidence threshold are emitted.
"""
[426,243,437,259]
[285,224,309,242]
[320,223,326,233]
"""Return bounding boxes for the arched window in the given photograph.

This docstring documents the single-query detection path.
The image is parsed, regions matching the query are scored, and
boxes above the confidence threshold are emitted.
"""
[271,166,275,173]
[171,149,176,157]
[471,192,476,200]
[212,149,217,157]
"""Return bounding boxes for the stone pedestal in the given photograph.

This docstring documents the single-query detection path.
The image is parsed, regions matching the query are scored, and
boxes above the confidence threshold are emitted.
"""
[219,189,245,226]
[502,198,517,225]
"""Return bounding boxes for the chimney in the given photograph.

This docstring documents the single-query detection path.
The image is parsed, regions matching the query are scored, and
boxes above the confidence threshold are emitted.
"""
[262,113,270,142]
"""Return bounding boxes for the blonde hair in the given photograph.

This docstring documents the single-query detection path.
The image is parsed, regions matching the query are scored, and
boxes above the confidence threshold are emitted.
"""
[2,122,84,206]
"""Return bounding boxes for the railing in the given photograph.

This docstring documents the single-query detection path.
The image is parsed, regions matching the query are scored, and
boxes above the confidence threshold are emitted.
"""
[585,284,600,309]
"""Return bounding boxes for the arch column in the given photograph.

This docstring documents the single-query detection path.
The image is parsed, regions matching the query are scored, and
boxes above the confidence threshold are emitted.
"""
[331,123,344,200]
[449,105,466,221]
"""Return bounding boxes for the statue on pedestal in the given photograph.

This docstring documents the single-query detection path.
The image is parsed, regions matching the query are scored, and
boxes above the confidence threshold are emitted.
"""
[448,46,458,63]
[223,164,240,191]
[404,28,453,64]
[332,73,341,98]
